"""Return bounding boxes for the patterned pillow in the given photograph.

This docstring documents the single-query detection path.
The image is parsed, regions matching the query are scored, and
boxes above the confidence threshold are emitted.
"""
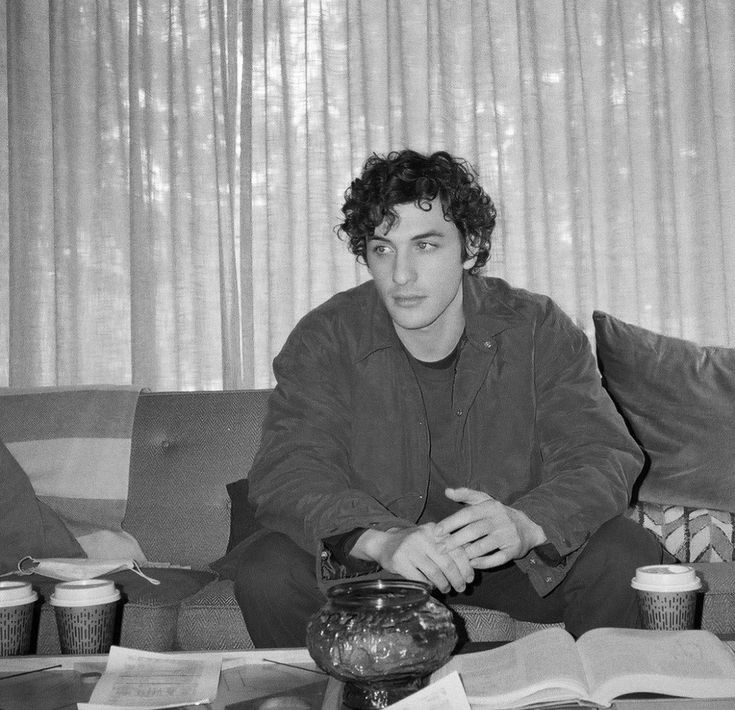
[627,502,735,563]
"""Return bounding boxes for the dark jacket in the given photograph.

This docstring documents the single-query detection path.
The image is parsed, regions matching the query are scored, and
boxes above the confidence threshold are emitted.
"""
[248,274,643,594]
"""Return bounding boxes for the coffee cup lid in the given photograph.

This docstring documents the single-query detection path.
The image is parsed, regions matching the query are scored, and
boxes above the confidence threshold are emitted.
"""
[50,579,120,607]
[631,564,702,592]
[0,580,38,607]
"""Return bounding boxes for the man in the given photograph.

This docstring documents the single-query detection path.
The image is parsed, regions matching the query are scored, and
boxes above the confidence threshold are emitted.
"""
[233,149,665,648]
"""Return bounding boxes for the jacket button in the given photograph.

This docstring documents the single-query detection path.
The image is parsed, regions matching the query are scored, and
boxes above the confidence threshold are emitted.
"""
[455,409,463,417]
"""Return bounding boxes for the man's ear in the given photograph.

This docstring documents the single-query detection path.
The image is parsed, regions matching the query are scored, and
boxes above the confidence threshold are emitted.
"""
[462,236,479,271]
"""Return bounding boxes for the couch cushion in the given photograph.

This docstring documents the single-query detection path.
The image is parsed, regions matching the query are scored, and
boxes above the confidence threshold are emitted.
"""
[593,311,735,511]
[690,562,735,636]
[177,579,256,650]
[176,580,555,651]
[123,390,272,569]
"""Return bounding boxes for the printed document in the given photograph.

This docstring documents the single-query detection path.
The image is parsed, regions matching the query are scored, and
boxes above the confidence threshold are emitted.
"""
[78,646,221,709]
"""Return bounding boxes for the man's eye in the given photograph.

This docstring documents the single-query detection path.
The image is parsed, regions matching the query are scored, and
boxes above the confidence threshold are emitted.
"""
[417,242,436,251]
[370,244,390,255]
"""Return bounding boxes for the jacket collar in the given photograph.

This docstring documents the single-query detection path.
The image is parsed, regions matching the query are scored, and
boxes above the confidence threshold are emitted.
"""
[462,273,526,350]
[354,273,526,362]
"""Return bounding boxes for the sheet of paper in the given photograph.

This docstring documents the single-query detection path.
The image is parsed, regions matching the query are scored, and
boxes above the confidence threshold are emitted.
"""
[77,645,221,709]
[384,671,471,710]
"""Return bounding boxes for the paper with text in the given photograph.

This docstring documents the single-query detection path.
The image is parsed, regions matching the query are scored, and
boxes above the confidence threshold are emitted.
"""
[78,646,221,709]
[384,671,471,710]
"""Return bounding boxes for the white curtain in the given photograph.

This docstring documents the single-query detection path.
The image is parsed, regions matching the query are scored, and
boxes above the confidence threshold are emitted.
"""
[3,0,246,389]
[2,1,735,390]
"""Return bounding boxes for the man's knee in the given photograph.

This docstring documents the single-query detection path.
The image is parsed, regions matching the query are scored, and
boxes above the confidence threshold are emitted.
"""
[234,531,316,605]
[576,515,665,578]
[559,516,665,635]
[233,531,325,647]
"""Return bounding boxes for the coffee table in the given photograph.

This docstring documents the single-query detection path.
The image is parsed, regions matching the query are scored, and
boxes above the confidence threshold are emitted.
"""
[0,647,336,709]
[2,645,735,709]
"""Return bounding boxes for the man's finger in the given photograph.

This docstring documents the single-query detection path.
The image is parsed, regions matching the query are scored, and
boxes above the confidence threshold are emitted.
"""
[436,501,497,537]
[446,546,475,587]
[444,486,494,505]
[443,522,493,550]
[412,553,467,594]
[396,564,434,588]
[470,548,514,569]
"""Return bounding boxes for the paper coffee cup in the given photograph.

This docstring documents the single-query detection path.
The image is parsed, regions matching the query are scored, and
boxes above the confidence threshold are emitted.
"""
[631,564,702,593]
[0,581,38,656]
[631,565,701,630]
[50,579,120,654]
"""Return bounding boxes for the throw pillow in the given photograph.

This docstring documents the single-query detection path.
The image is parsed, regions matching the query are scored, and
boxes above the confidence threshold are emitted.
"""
[0,436,85,574]
[209,478,263,579]
[0,387,147,561]
[225,478,260,553]
[593,311,735,511]
[627,502,735,563]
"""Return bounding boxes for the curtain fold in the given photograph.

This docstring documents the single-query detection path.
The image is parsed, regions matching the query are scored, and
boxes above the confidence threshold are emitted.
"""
[3,0,246,389]
[2,1,734,390]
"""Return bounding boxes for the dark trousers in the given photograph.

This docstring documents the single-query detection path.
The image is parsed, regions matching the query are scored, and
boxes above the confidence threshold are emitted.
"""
[234,515,669,648]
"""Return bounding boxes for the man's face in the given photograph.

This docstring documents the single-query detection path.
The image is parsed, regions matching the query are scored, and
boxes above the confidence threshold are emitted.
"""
[366,198,472,338]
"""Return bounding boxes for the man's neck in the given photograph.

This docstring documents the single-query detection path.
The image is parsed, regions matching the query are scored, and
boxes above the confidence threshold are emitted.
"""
[395,315,466,362]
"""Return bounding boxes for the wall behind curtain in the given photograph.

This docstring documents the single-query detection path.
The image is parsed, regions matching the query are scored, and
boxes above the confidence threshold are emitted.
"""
[2,1,735,390]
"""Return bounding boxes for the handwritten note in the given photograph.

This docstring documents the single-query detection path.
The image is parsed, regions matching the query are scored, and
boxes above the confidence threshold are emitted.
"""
[78,646,221,709]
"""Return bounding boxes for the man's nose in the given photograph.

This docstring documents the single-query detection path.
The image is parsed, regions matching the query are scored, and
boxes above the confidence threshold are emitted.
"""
[392,251,416,284]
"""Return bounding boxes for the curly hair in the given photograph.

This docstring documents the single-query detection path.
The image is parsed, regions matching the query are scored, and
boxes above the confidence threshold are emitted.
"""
[337,149,496,273]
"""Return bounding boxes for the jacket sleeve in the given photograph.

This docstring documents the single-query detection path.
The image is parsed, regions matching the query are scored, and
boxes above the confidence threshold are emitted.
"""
[510,300,644,575]
[246,315,413,558]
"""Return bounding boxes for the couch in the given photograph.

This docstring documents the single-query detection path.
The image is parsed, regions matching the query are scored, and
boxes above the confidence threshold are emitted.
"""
[1,310,734,653]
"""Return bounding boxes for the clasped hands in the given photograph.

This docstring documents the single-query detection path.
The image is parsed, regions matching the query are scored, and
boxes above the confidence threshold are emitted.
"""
[351,487,547,594]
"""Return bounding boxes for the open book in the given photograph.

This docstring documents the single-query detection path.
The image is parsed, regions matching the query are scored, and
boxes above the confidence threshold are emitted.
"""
[432,626,735,709]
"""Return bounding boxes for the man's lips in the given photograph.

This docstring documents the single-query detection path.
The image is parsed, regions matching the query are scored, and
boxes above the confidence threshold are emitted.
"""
[392,295,425,307]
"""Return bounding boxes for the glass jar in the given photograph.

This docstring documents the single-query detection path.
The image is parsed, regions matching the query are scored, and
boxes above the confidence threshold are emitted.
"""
[306,579,457,709]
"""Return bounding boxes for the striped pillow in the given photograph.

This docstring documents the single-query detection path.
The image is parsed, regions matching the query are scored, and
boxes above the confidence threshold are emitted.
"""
[0,387,146,561]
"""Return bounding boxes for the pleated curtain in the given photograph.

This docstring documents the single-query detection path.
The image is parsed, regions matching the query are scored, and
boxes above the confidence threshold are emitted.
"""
[2,0,734,390]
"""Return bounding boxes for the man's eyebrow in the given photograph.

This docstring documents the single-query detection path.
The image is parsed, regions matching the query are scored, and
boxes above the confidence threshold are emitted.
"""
[409,231,445,240]
[367,230,445,242]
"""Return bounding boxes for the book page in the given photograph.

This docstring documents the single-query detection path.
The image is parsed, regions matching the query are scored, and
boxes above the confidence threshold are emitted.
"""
[433,627,591,709]
[385,671,471,709]
[576,628,735,706]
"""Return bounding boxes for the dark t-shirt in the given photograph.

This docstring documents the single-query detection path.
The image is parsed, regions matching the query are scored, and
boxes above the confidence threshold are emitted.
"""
[406,336,467,524]
[325,335,467,566]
